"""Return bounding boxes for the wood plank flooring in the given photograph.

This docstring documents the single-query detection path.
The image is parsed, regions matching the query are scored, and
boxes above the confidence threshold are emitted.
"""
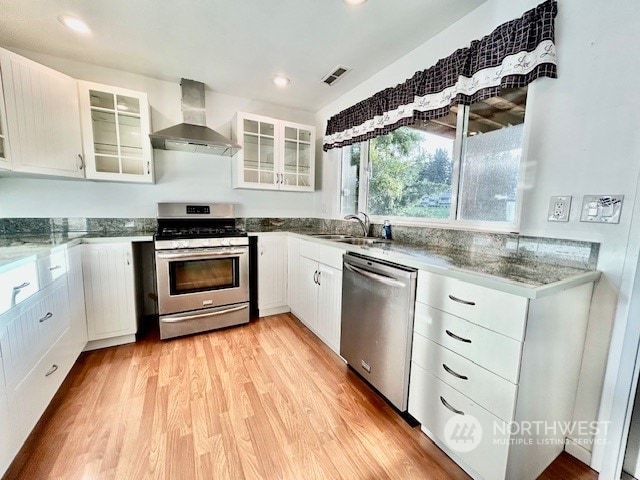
[5,314,598,480]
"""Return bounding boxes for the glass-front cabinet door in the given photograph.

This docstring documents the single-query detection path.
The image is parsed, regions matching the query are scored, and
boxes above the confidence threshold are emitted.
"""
[78,81,153,183]
[232,112,315,192]
[242,116,277,188]
[233,112,279,190]
[282,122,315,191]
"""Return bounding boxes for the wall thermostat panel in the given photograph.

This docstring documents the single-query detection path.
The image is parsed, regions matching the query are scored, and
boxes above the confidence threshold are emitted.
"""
[580,195,624,224]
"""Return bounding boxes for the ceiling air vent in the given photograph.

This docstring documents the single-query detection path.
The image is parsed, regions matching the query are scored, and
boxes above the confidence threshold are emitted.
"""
[322,65,350,86]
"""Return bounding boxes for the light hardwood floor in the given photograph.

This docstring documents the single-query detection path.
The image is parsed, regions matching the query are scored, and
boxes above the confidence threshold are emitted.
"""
[5,314,597,479]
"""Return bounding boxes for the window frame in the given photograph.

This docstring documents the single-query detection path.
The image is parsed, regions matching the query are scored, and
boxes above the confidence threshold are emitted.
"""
[345,88,534,234]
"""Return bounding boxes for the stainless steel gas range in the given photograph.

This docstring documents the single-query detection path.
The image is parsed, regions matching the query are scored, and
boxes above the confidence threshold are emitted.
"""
[154,203,249,340]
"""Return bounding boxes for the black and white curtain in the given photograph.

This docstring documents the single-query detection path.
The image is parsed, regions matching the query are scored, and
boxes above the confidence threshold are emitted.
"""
[323,0,558,151]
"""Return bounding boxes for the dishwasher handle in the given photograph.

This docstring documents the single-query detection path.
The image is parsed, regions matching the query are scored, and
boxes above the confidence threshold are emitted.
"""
[344,262,405,288]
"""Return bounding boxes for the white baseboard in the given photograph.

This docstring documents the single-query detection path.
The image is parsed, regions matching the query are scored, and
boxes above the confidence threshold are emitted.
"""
[565,437,593,466]
[84,334,136,351]
[259,306,290,317]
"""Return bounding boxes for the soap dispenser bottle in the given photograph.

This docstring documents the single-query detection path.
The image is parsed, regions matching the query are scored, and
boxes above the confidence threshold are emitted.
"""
[381,220,393,240]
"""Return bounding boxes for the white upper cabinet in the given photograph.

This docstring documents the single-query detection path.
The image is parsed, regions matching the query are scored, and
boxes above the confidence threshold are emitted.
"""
[0,48,84,178]
[232,112,315,192]
[78,81,154,183]
[0,63,10,171]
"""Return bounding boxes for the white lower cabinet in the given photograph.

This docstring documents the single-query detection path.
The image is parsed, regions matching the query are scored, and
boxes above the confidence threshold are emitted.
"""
[0,393,15,476]
[0,245,88,477]
[66,245,88,351]
[257,234,289,316]
[82,243,138,345]
[289,238,344,354]
[408,270,596,480]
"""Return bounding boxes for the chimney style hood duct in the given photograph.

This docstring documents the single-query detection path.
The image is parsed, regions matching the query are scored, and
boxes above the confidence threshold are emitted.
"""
[149,78,241,156]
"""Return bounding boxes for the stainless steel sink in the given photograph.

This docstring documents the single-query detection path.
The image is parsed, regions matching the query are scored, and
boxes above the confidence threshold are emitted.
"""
[334,238,391,246]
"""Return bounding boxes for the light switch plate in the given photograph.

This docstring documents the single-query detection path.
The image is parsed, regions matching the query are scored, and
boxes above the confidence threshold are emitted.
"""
[548,196,571,222]
[580,195,624,223]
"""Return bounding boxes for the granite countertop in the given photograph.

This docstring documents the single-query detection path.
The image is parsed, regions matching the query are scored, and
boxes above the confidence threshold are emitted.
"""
[284,233,601,299]
[0,231,155,273]
[0,229,600,299]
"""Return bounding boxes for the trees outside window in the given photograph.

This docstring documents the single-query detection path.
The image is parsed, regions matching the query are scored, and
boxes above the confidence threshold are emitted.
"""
[340,87,527,231]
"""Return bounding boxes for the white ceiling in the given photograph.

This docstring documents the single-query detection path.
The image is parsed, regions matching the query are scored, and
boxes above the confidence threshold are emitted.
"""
[0,0,486,112]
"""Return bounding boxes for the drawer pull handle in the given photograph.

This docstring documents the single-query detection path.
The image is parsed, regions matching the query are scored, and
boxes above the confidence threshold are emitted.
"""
[39,312,53,323]
[45,364,59,377]
[49,265,62,271]
[13,282,30,291]
[440,396,465,415]
[443,363,468,380]
[446,330,472,343]
[448,294,475,306]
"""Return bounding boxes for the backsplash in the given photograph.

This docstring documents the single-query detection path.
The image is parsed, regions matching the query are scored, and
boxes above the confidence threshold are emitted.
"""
[0,217,157,235]
[0,217,599,270]
[367,222,600,270]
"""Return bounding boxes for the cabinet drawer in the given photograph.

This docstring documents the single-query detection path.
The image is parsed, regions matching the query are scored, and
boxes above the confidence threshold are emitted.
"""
[299,240,318,261]
[417,270,529,340]
[408,363,510,480]
[412,333,517,421]
[0,281,71,387]
[38,250,68,288]
[316,243,345,270]
[0,261,39,315]
[9,325,75,444]
[0,393,17,478]
[414,302,522,383]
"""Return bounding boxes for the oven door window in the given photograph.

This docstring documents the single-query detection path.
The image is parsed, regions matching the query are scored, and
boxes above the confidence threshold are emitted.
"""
[169,257,239,295]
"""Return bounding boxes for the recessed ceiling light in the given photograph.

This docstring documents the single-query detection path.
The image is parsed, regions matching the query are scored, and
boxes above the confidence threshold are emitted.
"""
[273,75,290,88]
[57,15,91,35]
[343,0,368,5]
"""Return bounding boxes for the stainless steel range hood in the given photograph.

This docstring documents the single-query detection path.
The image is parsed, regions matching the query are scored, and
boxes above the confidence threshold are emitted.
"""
[150,78,241,156]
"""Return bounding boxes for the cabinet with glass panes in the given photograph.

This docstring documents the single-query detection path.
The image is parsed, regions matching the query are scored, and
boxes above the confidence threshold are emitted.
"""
[78,81,154,183]
[232,112,315,192]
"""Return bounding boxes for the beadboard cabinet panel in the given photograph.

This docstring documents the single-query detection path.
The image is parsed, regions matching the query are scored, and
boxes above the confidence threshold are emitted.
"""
[0,48,83,178]
[82,243,137,341]
[257,234,289,316]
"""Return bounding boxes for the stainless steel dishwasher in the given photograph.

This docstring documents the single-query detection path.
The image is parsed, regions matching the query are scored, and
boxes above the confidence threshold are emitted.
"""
[340,252,417,411]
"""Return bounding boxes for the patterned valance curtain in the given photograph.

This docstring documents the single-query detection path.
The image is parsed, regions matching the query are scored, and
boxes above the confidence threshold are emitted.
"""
[323,0,558,151]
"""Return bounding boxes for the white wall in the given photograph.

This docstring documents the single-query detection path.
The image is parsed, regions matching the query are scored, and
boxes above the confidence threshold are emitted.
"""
[0,50,320,218]
[315,0,640,466]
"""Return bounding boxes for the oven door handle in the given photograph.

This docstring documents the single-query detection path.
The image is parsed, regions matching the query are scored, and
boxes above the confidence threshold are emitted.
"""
[160,304,249,323]
[156,249,247,260]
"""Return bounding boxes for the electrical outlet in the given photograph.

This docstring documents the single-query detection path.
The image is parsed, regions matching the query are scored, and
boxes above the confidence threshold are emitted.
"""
[548,196,571,222]
[580,195,624,223]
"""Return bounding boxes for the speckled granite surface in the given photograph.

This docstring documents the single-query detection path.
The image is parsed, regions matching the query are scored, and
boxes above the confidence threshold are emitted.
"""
[368,242,591,287]
[0,217,600,287]
[0,218,157,235]
[243,217,599,271]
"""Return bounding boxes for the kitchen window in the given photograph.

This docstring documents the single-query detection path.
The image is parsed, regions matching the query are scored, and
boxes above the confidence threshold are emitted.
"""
[340,87,528,231]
